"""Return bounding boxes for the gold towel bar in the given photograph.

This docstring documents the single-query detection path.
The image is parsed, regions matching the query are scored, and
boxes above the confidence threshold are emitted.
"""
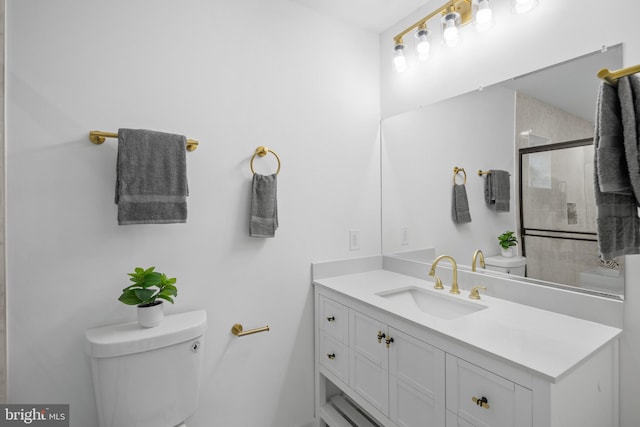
[597,64,640,86]
[250,146,281,175]
[453,166,467,185]
[89,130,199,152]
[478,170,511,176]
[231,323,270,337]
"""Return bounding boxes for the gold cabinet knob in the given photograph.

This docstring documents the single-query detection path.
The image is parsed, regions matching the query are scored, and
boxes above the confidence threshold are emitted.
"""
[472,396,490,409]
[327,353,336,360]
[377,330,386,343]
[385,337,394,348]
[469,286,487,300]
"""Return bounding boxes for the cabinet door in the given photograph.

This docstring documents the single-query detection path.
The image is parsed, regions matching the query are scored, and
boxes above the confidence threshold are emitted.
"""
[446,355,532,427]
[389,328,446,427]
[350,310,389,415]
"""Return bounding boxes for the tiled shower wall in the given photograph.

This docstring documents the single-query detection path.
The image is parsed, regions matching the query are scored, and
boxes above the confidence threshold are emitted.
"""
[515,92,600,288]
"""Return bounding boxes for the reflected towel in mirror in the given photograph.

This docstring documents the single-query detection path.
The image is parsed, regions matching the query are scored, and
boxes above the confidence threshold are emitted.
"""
[484,170,510,212]
[451,184,471,224]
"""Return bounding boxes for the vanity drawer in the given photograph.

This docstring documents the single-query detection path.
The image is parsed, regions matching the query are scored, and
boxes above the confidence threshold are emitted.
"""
[446,356,532,427]
[319,331,348,383]
[319,296,348,344]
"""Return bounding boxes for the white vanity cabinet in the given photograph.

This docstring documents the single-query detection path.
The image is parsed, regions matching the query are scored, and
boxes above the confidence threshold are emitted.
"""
[316,295,446,427]
[314,276,619,427]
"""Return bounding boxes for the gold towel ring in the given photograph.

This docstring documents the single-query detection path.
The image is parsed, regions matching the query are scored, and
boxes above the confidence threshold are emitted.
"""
[250,146,281,175]
[453,167,467,185]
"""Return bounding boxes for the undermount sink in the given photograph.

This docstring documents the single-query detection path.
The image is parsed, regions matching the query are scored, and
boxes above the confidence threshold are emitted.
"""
[376,286,487,320]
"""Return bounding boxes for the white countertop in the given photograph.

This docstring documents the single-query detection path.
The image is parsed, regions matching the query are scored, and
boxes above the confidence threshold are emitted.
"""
[314,269,622,382]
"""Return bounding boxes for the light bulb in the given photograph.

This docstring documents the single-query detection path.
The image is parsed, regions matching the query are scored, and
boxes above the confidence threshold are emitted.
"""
[443,17,459,47]
[473,0,494,32]
[512,0,539,14]
[393,44,408,73]
[414,28,431,61]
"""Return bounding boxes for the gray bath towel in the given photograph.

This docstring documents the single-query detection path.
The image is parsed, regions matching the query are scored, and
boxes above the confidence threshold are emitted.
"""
[451,184,471,224]
[618,75,640,200]
[594,81,640,259]
[484,170,510,212]
[597,77,633,194]
[250,173,278,237]
[115,129,188,225]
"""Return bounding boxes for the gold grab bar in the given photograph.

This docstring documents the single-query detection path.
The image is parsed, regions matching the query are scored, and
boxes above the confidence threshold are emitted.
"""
[598,64,640,86]
[231,323,270,337]
[453,166,467,185]
[250,146,281,175]
[89,130,199,152]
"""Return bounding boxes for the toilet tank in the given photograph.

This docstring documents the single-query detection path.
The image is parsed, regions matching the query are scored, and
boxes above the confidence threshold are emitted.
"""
[484,255,527,276]
[85,310,207,427]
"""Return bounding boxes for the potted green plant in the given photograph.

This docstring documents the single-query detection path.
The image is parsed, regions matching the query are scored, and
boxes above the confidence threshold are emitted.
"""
[118,266,178,328]
[498,231,518,258]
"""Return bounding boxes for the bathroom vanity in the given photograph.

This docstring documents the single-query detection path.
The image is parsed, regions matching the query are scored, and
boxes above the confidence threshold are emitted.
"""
[313,260,621,427]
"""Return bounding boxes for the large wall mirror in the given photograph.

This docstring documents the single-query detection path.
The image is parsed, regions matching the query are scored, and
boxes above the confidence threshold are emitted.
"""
[381,44,624,300]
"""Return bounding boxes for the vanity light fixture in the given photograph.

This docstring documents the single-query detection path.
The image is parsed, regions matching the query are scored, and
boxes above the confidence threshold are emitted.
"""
[441,6,462,47]
[512,0,538,14]
[472,0,495,32]
[393,42,408,73]
[392,0,538,72]
[414,23,432,61]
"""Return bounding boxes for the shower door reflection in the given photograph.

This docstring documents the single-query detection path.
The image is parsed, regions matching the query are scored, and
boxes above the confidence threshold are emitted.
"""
[519,138,624,297]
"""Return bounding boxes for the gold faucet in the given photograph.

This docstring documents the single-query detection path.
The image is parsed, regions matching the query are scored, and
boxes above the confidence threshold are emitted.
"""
[472,249,485,272]
[429,255,460,294]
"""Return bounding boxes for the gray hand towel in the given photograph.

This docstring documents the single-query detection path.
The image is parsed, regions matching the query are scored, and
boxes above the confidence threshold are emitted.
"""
[451,184,471,224]
[250,173,278,237]
[115,129,188,225]
[594,81,640,260]
[484,170,510,212]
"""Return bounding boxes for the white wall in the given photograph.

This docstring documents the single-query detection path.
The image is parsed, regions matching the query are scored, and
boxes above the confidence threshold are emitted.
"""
[5,1,380,426]
[382,85,516,260]
[381,1,640,425]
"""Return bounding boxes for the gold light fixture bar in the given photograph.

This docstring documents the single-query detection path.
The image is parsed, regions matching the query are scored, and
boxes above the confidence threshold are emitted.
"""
[89,130,199,152]
[393,0,472,44]
[597,65,640,86]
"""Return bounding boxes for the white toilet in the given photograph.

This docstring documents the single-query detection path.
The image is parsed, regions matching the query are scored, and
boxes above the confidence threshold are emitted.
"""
[85,310,207,427]
[484,255,527,276]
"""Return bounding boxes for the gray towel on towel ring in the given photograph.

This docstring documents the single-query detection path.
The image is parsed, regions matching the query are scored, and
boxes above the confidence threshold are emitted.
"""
[115,128,188,225]
[250,173,279,237]
[451,184,471,224]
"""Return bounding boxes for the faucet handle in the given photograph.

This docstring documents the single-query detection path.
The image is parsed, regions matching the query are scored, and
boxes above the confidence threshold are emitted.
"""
[433,275,444,290]
[469,286,487,300]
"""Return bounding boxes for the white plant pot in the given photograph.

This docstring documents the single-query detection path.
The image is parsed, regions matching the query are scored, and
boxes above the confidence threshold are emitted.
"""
[137,301,164,328]
[501,247,515,258]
